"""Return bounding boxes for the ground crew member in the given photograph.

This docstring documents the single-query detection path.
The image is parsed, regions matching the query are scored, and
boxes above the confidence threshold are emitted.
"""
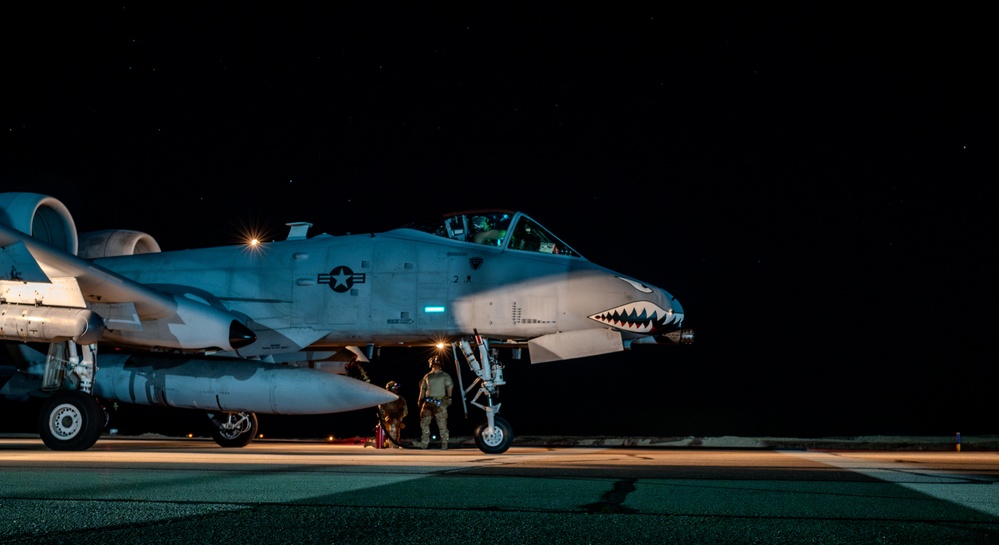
[378,381,408,447]
[344,354,370,383]
[415,356,454,449]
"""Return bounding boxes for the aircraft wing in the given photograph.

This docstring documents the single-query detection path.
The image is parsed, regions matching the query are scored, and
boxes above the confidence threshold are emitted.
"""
[0,223,254,351]
[0,223,177,319]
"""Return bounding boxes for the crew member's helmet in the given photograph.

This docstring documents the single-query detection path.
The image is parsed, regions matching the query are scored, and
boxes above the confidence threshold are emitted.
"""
[386,381,400,392]
[471,216,490,231]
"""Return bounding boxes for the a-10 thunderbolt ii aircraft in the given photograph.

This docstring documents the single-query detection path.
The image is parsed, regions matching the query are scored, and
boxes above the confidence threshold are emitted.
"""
[0,192,691,453]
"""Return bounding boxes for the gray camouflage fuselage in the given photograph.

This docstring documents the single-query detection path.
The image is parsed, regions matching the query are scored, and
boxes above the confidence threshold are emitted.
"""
[94,216,684,362]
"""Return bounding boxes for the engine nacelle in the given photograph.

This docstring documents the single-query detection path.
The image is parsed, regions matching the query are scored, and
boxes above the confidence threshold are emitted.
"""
[78,230,161,258]
[0,193,161,259]
[0,193,78,255]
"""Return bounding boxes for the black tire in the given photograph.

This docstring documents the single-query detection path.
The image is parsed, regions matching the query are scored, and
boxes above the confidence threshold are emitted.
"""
[210,412,258,448]
[37,391,106,451]
[474,415,513,454]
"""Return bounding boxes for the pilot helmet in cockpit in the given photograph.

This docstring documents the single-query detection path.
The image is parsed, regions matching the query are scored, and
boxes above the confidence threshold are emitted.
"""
[471,216,490,232]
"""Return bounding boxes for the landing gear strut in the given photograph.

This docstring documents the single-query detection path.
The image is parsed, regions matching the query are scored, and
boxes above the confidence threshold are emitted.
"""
[454,334,514,454]
[37,340,107,451]
[208,412,258,447]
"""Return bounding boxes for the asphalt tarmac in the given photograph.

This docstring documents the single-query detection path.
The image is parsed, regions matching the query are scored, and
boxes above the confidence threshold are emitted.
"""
[1,437,998,544]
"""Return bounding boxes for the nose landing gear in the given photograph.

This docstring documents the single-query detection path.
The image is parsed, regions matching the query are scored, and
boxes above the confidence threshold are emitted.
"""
[454,335,514,454]
[474,414,512,454]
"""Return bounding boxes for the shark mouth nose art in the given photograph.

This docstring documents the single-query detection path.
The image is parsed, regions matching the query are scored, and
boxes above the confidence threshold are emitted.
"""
[589,302,682,334]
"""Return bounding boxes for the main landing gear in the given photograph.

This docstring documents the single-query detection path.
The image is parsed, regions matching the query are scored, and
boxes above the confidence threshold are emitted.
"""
[208,411,258,447]
[37,340,107,451]
[34,339,260,450]
[38,390,105,451]
[453,335,513,454]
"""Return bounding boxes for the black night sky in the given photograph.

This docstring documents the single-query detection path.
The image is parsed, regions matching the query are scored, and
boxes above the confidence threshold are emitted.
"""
[2,4,996,439]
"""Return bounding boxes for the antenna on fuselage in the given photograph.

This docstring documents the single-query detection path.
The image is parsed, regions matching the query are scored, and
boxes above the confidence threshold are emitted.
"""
[285,222,312,240]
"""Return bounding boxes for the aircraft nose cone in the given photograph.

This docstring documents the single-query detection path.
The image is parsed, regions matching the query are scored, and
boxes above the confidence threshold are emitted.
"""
[655,289,693,344]
[667,294,684,325]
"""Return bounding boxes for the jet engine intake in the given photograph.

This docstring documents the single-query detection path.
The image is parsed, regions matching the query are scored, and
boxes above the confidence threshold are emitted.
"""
[0,192,78,255]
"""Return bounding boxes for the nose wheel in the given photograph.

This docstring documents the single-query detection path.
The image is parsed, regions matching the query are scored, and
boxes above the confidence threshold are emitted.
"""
[474,415,512,454]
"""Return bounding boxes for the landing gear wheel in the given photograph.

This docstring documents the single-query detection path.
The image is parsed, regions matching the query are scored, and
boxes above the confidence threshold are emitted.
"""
[38,391,106,451]
[474,415,513,454]
[209,412,258,448]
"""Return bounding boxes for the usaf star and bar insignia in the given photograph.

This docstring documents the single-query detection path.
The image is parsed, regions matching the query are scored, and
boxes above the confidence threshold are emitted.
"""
[318,265,366,293]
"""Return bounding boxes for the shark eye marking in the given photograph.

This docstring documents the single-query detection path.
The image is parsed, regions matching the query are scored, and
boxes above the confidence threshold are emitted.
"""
[616,276,653,294]
[588,301,681,334]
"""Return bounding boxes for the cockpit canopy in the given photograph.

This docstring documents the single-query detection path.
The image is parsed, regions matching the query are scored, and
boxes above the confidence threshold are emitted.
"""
[404,210,582,258]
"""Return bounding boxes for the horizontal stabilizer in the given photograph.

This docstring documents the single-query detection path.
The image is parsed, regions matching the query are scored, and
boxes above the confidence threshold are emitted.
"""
[0,241,50,282]
[528,329,623,363]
